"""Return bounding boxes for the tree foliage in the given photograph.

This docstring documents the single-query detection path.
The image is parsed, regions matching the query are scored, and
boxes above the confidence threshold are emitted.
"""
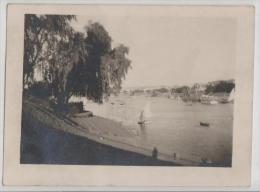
[67,23,131,103]
[23,15,131,112]
[205,81,235,94]
[173,86,190,94]
[101,44,131,98]
[23,14,76,85]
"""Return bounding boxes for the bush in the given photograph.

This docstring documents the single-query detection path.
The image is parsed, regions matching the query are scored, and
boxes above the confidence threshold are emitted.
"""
[205,81,235,94]
[27,81,52,99]
[68,102,84,114]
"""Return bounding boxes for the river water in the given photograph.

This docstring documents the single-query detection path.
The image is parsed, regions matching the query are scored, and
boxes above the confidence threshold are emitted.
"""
[72,94,233,166]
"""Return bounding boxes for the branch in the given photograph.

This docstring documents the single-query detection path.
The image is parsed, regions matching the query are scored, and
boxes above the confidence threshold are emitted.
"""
[31,31,46,68]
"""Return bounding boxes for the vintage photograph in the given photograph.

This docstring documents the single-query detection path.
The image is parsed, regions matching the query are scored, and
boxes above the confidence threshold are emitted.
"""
[2,4,255,187]
[20,13,236,167]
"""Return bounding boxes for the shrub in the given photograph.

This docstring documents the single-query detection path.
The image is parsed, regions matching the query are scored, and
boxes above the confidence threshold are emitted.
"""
[27,81,52,99]
[68,102,84,114]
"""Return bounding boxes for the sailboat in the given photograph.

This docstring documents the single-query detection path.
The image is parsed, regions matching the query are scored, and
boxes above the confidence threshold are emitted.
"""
[138,102,152,125]
[200,95,218,105]
[138,110,146,125]
[220,88,235,104]
[228,88,235,102]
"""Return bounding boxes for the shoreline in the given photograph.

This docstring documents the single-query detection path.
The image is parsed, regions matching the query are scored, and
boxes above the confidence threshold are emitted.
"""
[21,95,181,166]
[22,95,229,167]
[70,113,201,166]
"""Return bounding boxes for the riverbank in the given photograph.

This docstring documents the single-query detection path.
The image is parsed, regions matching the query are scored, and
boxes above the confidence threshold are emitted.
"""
[70,94,232,167]
[21,95,179,166]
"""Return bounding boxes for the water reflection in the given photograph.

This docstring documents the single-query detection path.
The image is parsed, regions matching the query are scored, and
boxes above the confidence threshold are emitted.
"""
[137,121,147,136]
[70,95,233,165]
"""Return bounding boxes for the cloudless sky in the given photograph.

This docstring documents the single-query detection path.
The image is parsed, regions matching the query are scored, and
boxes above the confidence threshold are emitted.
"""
[71,14,236,88]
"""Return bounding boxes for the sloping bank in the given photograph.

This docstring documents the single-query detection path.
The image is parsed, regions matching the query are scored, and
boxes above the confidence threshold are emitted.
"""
[21,95,179,166]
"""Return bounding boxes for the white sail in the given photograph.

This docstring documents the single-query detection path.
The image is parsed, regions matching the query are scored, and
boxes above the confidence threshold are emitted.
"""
[138,102,152,124]
[228,88,235,102]
[139,110,145,123]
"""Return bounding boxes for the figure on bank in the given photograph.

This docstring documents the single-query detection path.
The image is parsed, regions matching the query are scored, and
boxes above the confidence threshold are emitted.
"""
[152,147,158,159]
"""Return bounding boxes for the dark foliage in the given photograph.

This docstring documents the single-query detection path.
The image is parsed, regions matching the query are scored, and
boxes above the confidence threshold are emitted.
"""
[173,86,190,94]
[154,87,169,93]
[27,81,52,99]
[205,81,235,94]
[23,15,131,113]
[23,14,76,85]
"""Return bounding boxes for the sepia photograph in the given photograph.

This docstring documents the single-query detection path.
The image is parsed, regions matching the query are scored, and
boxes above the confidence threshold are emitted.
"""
[21,13,235,167]
[3,4,255,187]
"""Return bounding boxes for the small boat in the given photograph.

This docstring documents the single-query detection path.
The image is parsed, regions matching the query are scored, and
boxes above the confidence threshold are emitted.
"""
[138,110,146,125]
[168,95,174,100]
[209,100,218,105]
[200,122,210,127]
[220,99,229,104]
[200,95,218,105]
[138,121,145,125]
[220,88,235,104]
[137,102,152,125]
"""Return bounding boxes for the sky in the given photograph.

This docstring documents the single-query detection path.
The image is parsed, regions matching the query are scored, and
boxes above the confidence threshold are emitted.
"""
[71,14,236,88]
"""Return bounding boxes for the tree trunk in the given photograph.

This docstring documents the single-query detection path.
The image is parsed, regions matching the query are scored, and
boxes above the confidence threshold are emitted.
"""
[56,90,71,115]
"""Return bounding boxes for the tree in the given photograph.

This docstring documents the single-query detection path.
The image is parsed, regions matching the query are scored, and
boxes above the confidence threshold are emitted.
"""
[23,14,76,86]
[100,44,131,98]
[205,80,235,94]
[24,17,131,113]
[66,22,131,105]
[47,32,87,111]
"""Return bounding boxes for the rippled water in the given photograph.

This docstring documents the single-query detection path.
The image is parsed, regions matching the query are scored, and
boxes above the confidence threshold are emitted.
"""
[71,94,233,166]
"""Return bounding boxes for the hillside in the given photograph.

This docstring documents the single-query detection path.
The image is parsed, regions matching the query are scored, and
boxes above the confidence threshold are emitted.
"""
[21,95,179,166]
